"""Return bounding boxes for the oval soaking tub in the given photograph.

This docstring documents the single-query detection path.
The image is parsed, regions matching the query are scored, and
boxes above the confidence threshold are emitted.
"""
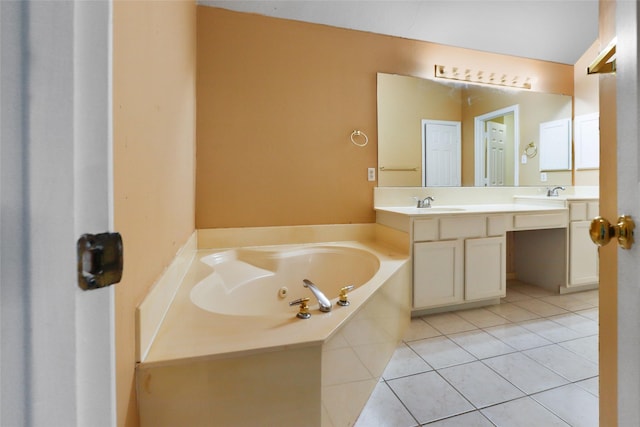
[190,246,381,316]
[137,240,411,427]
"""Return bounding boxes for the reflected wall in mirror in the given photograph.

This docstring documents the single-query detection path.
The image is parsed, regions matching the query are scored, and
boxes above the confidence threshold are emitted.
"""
[377,73,573,187]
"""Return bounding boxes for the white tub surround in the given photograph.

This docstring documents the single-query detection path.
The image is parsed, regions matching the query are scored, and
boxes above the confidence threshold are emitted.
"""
[136,224,411,427]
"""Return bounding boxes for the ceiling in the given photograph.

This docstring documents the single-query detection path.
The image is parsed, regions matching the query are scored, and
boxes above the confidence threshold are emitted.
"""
[199,0,599,65]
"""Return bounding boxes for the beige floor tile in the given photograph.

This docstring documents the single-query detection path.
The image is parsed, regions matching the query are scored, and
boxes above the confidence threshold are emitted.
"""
[523,344,599,382]
[428,411,494,426]
[358,282,600,425]
[482,352,569,394]
[486,302,540,322]
[532,384,599,427]
[354,382,417,427]
[439,361,524,408]
[518,318,583,343]
[539,294,595,311]
[408,336,476,369]
[482,397,570,426]
[484,323,553,351]
[456,307,512,328]
[382,343,432,380]
[387,371,474,424]
[402,317,442,342]
[423,312,478,335]
[448,329,517,359]
[512,298,569,317]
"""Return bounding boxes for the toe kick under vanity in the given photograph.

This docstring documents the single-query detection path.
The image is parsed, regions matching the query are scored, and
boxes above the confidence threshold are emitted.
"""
[375,188,599,314]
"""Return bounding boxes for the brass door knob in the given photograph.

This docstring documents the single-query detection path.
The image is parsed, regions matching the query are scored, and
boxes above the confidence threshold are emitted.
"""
[589,215,635,249]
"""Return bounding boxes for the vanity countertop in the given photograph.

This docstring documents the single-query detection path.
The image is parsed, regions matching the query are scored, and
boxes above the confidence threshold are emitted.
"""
[375,203,568,217]
[514,195,599,202]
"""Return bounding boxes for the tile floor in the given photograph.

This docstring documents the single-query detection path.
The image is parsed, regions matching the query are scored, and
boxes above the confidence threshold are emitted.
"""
[355,281,599,427]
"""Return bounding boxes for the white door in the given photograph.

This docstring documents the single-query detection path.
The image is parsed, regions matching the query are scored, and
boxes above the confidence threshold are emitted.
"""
[423,120,461,186]
[486,121,506,186]
[615,1,640,424]
[0,2,115,426]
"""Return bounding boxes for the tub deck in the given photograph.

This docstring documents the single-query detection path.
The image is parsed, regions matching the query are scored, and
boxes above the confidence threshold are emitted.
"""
[141,240,409,366]
[136,227,411,427]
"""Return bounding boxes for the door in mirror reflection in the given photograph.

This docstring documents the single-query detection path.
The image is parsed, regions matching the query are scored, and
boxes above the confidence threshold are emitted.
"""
[423,120,461,186]
[474,106,517,187]
[487,120,506,186]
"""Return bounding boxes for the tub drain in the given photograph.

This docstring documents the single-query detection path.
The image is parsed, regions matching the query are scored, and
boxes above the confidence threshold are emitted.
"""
[278,287,288,299]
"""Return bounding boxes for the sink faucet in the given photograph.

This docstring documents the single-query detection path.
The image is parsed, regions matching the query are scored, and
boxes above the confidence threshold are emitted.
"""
[414,196,435,208]
[303,279,332,312]
[546,186,566,197]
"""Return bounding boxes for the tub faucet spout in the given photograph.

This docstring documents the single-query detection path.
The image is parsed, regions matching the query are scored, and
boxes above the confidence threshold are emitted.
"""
[303,279,332,312]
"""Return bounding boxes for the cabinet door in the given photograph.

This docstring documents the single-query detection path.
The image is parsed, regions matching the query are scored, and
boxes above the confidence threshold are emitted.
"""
[465,236,506,301]
[413,240,463,309]
[569,221,599,286]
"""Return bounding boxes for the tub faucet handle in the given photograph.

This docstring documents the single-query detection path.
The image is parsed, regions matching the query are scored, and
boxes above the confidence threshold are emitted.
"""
[289,297,311,319]
[337,285,355,307]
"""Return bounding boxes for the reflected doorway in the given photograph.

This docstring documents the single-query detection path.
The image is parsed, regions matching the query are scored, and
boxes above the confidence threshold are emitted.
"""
[474,105,520,186]
[422,119,461,186]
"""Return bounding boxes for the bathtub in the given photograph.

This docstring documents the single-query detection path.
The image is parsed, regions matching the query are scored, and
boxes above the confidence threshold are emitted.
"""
[190,245,381,316]
[137,240,411,427]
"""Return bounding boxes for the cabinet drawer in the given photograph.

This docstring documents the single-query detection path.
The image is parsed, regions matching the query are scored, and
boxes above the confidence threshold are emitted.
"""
[569,203,587,221]
[587,202,599,219]
[513,213,567,229]
[487,215,507,236]
[414,219,438,241]
[440,216,485,239]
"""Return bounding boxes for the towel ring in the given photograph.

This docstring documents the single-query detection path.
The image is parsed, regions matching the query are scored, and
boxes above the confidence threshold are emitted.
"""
[350,130,368,147]
[524,142,537,158]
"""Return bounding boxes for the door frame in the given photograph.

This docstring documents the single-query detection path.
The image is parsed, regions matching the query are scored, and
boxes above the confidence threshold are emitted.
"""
[474,105,520,186]
[0,1,115,425]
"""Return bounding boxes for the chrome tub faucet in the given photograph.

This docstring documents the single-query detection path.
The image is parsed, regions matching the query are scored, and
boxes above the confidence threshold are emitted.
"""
[303,279,332,312]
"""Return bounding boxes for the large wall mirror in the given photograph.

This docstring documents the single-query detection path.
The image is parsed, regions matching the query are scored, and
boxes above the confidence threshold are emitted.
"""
[377,73,574,187]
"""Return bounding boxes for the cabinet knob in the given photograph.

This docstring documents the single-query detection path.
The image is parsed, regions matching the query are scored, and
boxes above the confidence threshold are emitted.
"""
[589,215,635,249]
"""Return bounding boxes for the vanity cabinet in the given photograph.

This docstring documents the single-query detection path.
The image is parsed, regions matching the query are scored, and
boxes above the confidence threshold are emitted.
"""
[568,201,599,288]
[413,240,463,308]
[412,216,506,310]
[465,236,506,301]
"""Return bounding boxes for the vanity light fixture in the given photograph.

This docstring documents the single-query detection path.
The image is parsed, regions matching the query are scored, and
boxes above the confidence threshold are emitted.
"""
[435,65,532,90]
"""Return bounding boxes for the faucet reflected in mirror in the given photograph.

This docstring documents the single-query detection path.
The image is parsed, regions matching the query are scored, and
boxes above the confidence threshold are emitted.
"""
[377,73,578,188]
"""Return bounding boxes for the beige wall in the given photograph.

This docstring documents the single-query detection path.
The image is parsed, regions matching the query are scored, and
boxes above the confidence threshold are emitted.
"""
[196,7,574,229]
[113,1,196,426]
